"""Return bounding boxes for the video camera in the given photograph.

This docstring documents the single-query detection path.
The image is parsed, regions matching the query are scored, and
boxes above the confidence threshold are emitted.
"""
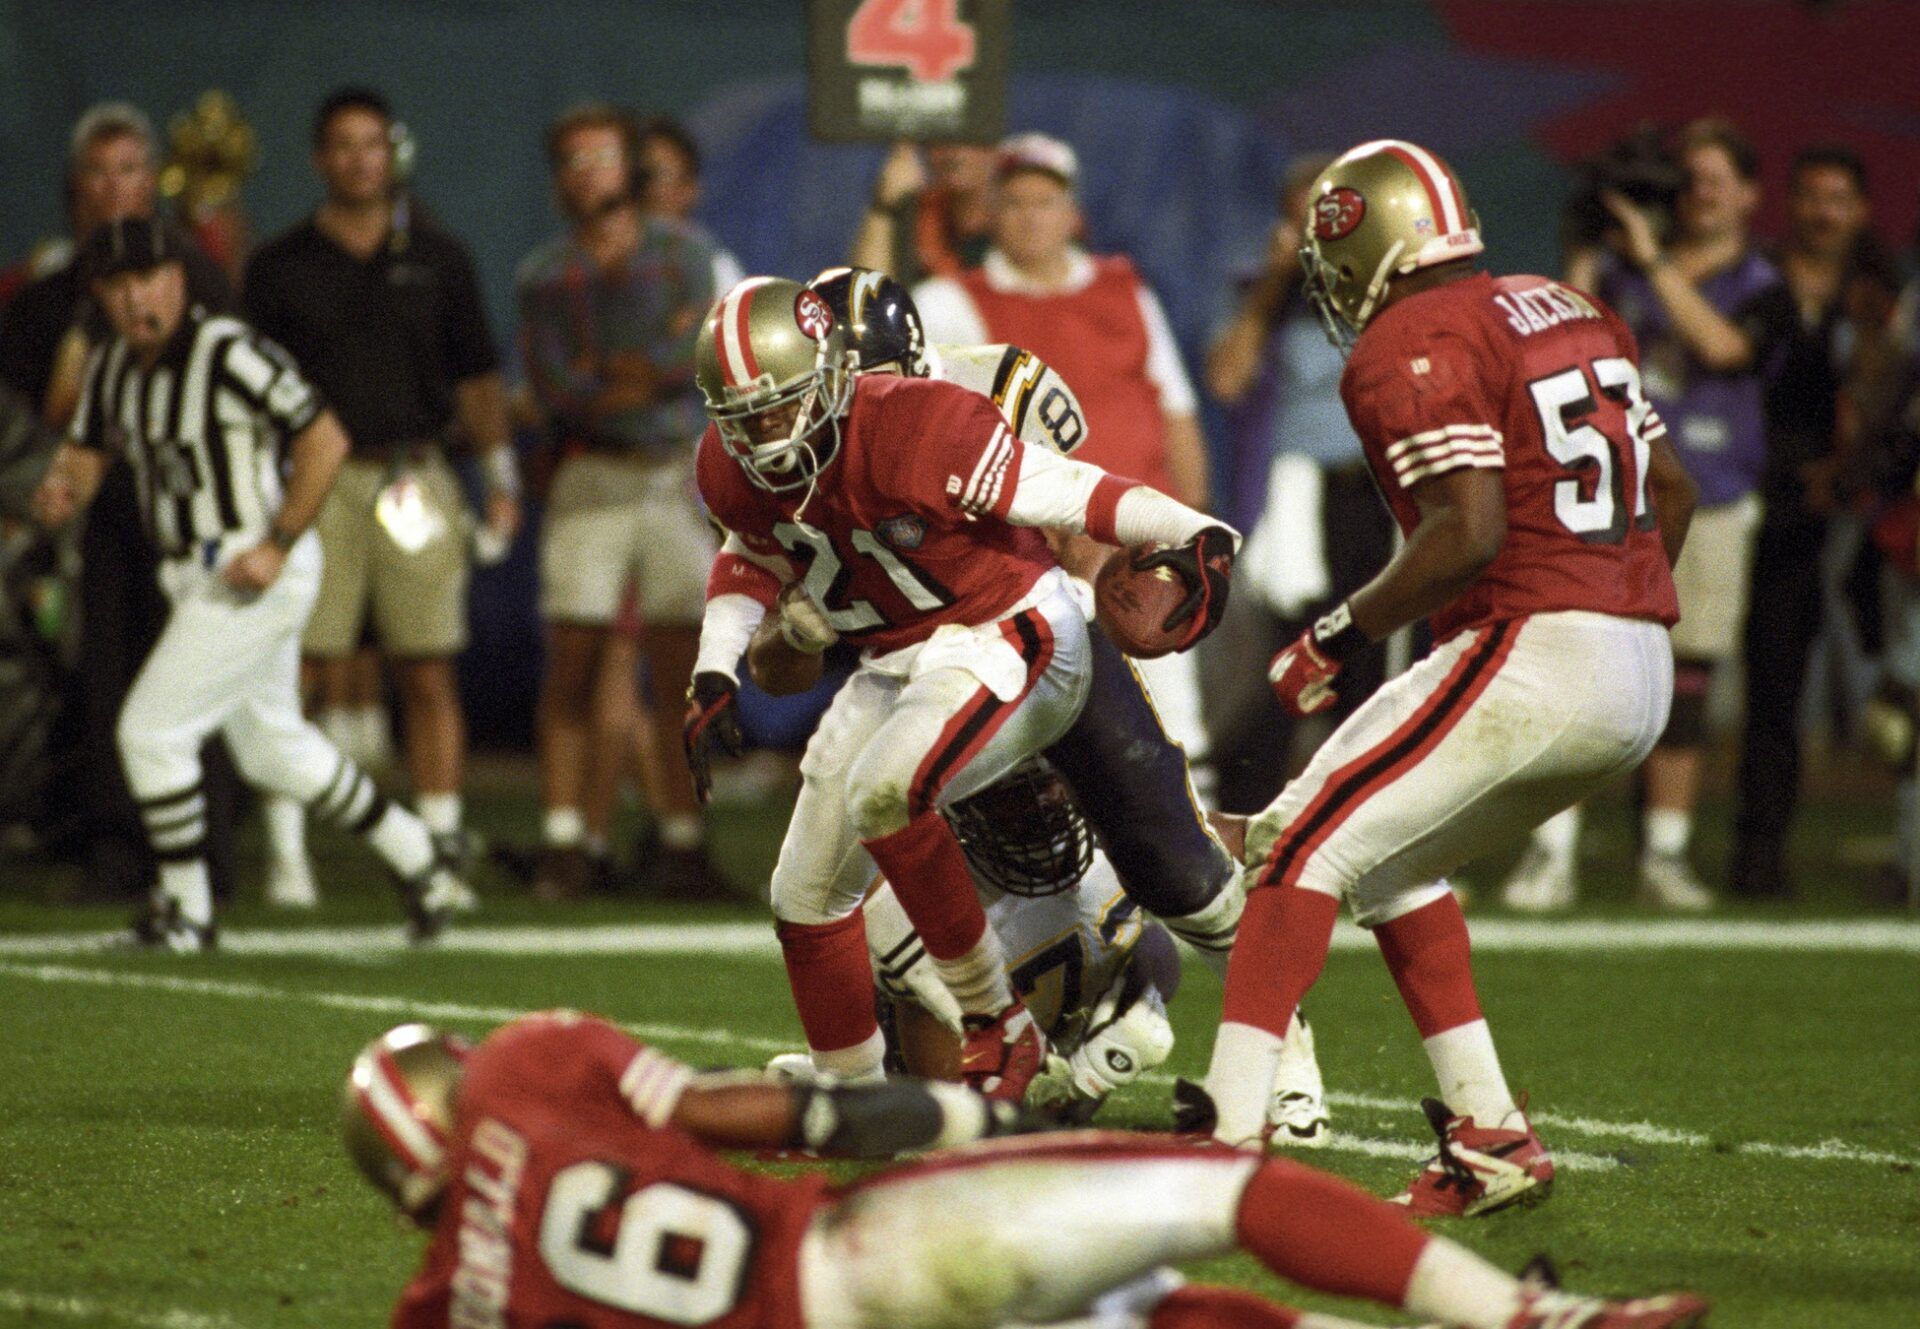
[1563,125,1688,250]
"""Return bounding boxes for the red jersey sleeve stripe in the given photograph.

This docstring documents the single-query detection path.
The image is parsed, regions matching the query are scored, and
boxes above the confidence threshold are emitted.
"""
[1395,447,1505,487]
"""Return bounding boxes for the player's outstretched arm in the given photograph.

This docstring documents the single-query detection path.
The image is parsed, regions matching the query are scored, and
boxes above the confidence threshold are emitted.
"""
[1644,432,1699,569]
[669,1072,1043,1158]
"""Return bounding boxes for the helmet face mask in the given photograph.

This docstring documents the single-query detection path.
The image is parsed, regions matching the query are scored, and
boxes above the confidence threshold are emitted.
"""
[945,760,1093,897]
[1298,140,1483,350]
[341,1024,469,1224]
[698,278,854,493]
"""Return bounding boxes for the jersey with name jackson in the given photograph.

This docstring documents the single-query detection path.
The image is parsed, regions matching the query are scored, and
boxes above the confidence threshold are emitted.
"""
[71,307,323,559]
[1340,271,1679,642]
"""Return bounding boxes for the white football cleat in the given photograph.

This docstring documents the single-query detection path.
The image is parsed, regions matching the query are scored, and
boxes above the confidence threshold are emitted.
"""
[1638,852,1713,912]
[1265,1010,1330,1148]
[765,1053,825,1084]
[1500,845,1577,913]
[263,857,319,910]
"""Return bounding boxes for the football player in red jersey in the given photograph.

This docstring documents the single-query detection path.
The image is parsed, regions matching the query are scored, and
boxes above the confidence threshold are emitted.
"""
[345,1012,1708,1329]
[1198,141,1700,1215]
[682,277,1235,1105]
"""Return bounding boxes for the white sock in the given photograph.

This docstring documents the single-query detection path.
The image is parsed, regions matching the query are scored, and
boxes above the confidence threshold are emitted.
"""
[1402,1237,1524,1329]
[1422,1020,1518,1128]
[1161,872,1245,981]
[544,806,584,848]
[353,704,392,764]
[812,1028,888,1083]
[262,795,309,872]
[933,931,1012,1015]
[365,803,434,879]
[659,812,703,852]
[1643,807,1691,859]
[416,792,462,837]
[1204,1020,1287,1145]
[1533,805,1581,867]
[157,861,214,928]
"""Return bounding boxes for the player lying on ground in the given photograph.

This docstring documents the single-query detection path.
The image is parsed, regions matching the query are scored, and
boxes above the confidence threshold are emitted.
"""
[1194,140,1698,1217]
[344,1011,1708,1329]
[683,276,1234,1105]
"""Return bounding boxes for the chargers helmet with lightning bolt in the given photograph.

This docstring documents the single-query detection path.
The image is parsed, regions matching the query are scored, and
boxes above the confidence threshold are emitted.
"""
[808,265,928,377]
[1299,139,1483,347]
[696,276,854,492]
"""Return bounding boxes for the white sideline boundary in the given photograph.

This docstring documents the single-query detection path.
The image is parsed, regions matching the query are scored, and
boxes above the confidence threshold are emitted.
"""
[2,916,1917,958]
[0,1289,247,1329]
[4,959,1915,1173]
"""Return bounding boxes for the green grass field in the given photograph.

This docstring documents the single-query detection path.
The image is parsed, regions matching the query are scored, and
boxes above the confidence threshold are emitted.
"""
[3,780,1917,1329]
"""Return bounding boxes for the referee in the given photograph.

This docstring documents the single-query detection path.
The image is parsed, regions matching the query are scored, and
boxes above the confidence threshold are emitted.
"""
[32,217,473,950]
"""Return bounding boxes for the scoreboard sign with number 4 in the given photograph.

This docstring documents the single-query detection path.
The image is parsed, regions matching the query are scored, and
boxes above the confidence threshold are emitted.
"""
[808,0,1009,143]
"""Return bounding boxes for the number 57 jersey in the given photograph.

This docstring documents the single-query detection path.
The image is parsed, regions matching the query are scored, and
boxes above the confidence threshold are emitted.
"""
[1341,271,1679,644]
[697,374,1059,654]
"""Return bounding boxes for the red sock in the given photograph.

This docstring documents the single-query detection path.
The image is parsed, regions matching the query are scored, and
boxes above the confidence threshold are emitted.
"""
[1375,894,1483,1038]
[1219,884,1340,1034]
[861,809,986,961]
[775,914,877,1052]
[1236,1157,1429,1307]
[1149,1284,1301,1329]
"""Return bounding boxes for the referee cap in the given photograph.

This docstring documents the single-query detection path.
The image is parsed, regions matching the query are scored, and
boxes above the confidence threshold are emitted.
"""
[82,214,185,282]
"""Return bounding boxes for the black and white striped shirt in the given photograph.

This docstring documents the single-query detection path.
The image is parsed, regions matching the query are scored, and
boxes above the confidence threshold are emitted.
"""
[71,307,322,559]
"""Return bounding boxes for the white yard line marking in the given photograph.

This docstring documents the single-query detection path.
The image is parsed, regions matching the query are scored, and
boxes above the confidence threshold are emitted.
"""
[4,960,1913,1172]
[0,1288,247,1329]
[3,916,1917,958]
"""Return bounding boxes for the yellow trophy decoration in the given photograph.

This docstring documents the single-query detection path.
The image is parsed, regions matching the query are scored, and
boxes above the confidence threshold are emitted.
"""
[159,89,258,283]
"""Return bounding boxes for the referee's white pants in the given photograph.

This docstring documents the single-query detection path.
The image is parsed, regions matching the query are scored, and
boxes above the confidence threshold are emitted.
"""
[1243,611,1673,926]
[118,535,344,807]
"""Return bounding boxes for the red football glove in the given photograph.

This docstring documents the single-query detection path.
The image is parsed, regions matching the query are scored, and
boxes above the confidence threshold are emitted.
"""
[1268,630,1342,717]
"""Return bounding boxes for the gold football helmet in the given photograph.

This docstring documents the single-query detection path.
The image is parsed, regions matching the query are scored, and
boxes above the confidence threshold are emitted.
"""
[1299,139,1484,346]
[697,276,854,492]
[341,1023,468,1221]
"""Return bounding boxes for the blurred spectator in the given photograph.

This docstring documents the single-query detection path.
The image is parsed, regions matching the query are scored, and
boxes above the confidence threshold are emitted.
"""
[245,87,519,905]
[913,132,1215,792]
[850,141,996,286]
[1199,152,1398,812]
[0,383,57,517]
[638,115,744,290]
[1507,118,1785,911]
[1852,238,1920,904]
[517,103,724,901]
[1729,144,1871,900]
[0,101,239,903]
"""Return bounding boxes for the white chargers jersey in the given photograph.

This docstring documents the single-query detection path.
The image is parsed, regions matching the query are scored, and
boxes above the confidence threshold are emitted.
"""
[927,342,1088,456]
[866,849,1145,1042]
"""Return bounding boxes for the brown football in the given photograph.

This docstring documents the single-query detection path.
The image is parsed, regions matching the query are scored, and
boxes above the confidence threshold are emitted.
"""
[1094,545,1189,659]
[747,602,825,697]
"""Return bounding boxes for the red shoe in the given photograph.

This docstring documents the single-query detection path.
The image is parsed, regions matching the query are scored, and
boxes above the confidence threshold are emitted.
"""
[1393,1097,1554,1217]
[1507,1290,1709,1328]
[960,1001,1047,1102]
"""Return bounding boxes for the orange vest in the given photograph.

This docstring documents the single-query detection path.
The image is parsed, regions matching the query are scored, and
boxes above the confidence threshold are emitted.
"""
[957,255,1175,497]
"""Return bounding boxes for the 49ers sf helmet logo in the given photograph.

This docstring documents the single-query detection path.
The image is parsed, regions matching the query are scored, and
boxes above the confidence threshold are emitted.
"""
[794,289,835,341]
[1313,187,1367,241]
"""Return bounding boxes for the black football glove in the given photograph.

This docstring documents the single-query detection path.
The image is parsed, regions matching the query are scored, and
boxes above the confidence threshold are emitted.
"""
[1134,525,1235,649]
[682,671,745,805]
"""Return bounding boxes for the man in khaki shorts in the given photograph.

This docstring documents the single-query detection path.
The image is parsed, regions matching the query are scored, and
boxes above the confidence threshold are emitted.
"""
[246,88,520,901]
[517,103,725,901]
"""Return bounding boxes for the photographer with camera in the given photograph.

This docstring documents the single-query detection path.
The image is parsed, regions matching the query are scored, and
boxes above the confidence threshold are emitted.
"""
[1505,118,1794,913]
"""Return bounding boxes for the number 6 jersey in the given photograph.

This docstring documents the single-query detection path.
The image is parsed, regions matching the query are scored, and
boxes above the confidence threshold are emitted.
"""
[390,1012,826,1329]
[697,373,1061,654]
[1340,271,1679,643]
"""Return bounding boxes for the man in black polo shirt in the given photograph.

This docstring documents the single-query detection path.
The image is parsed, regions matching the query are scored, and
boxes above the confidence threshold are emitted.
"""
[245,87,519,901]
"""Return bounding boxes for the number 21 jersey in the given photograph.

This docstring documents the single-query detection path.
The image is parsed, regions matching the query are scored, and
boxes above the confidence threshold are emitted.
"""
[1341,271,1680,644]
